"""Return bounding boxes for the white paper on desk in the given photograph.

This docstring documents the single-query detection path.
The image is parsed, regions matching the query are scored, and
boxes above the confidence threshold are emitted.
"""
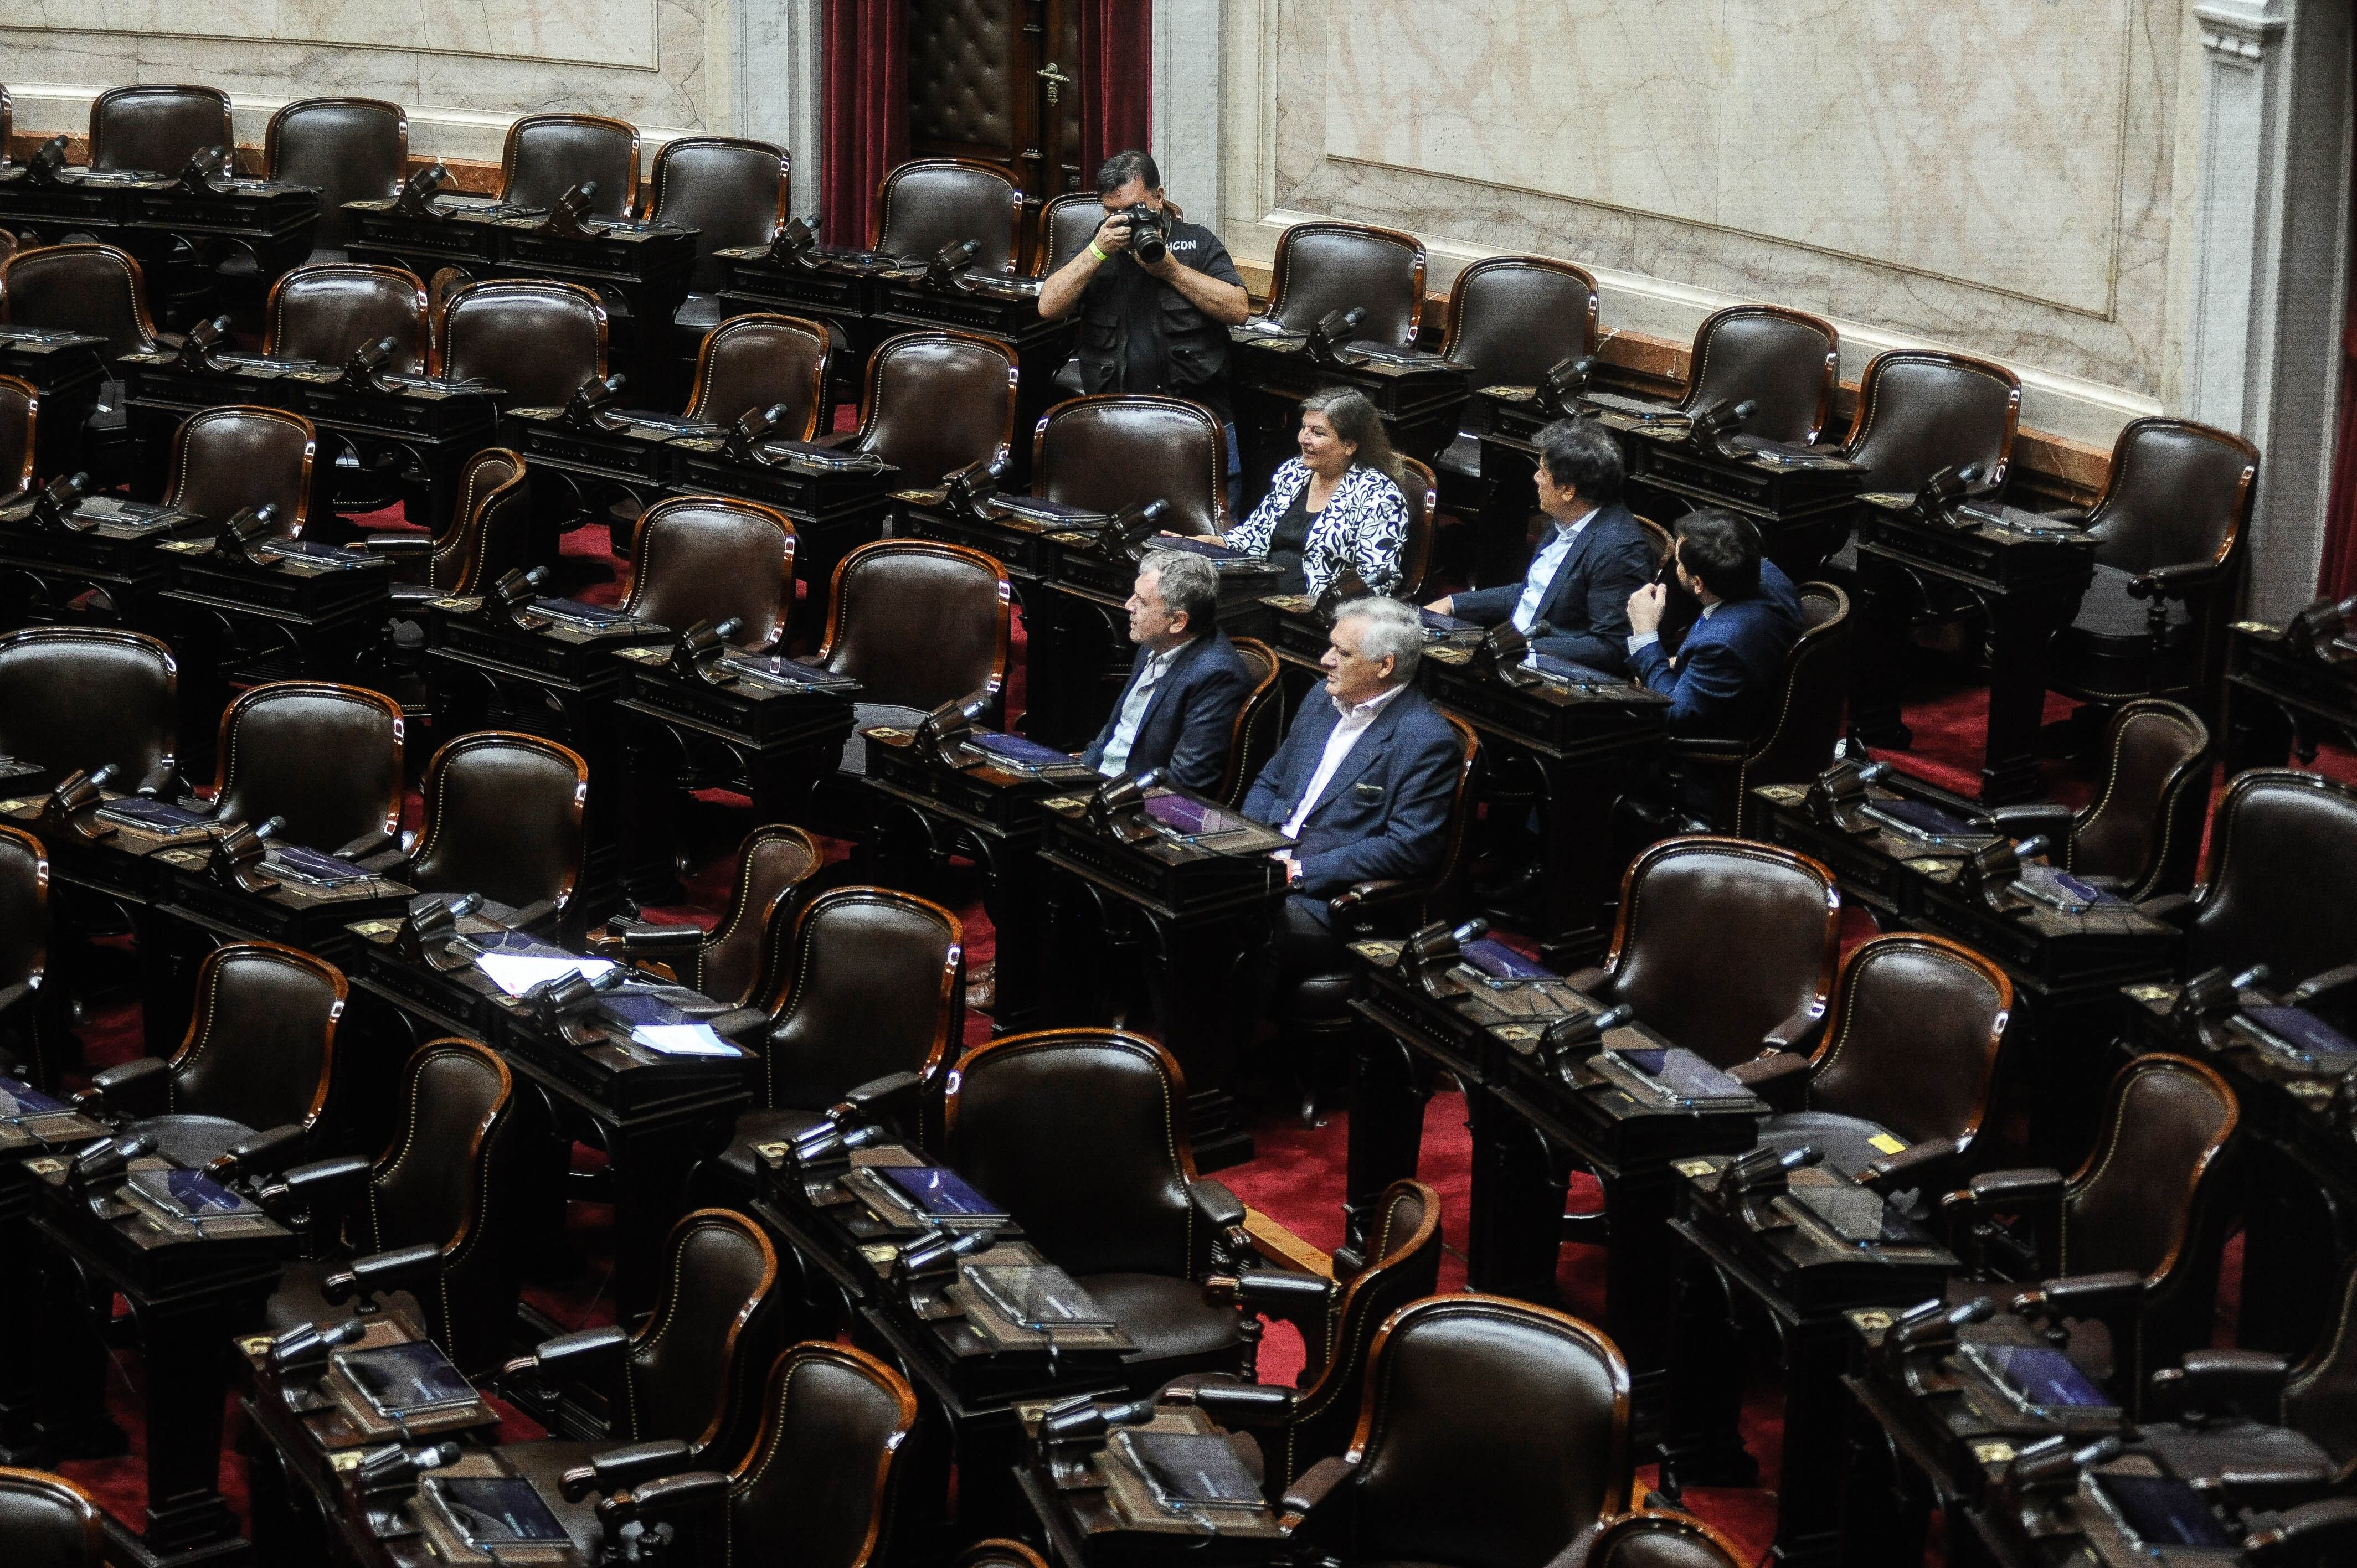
[630,1023,736,1056]
[474,953,616,997]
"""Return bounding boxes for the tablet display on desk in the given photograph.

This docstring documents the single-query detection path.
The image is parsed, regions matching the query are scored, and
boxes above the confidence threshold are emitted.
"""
[0,1078,69,1119]
[1958,1341,2117,1420]
[1460,938,1554,983]
[969,730,1082,768]
[266,844,376,888]
[129,1167,258,1218]
[332,1340,478,1418]
[1860,797,1990,845]
[92,799,213,834]
[1143,795,1253,838]
[530,597,636,628]
[879,1165,1008,1221]
[1531,654,1617,686]
[1111,1430,1265,1510]
[2232,1005,2357,1069]
[423,1476,572,1548]
[963,1262,1115,1329]
[1603,1047,1751,1106]
[2084,1472,2235,1550]
[1156,535,1255,563]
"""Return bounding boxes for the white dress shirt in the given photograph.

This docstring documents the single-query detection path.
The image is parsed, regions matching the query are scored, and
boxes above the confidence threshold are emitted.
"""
[1628,599,1715,656]
[1282,680,1410,840]
[1512,505,1598,635]
[1098,643,1183,776]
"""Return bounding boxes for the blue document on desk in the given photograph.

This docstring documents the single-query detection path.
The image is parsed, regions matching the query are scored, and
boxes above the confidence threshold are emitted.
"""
[1460,938,1554,982]
[0,1078,69,1120]
[1531,654,1617,686]
[969,730,1090,774]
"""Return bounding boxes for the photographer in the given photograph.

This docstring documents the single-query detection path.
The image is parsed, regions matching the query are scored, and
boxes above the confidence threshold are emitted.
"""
[1039,149,1251,440]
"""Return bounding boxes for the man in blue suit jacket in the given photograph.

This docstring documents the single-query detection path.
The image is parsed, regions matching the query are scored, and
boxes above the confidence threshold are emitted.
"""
[1429,419,1655,672]
[1244,596,1465,990]
[1080,550,1253,793]
[1624,508,1803,737]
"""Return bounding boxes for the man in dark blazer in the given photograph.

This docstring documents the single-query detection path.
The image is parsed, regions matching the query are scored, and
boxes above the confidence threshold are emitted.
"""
[1428,418,1655,672]
[1080,549,1253,793]
[1244,596,1466,991]
[1625,507,1803,737]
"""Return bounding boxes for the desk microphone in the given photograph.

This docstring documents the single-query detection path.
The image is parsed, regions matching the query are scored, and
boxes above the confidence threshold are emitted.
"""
[355,1440,461,1497]
[69,1131,156,1192]
[924,238,982,288]
[343,334,399,392]
[265,1314,366,1372]
[724,402,790,462]
[2005,1434,2122,1495]
[1041,1394,1158,1449]
[1892,1295,1993,1353]
[30,472,89,530]
[894,1225,997,1281]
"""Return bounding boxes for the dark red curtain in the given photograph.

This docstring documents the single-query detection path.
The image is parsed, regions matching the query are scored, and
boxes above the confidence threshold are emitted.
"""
[821,0,909,249]
[1078,0,1154,183]
[2322,292,2357,600]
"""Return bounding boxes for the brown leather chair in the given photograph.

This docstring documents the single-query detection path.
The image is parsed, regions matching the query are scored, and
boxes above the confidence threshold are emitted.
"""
[1275,1295,1632,1567]
[810,539,1012,713]
[716,1342,918,1568]
[0,1468,105,1568]
[87,84,231,173]
[645,136,788,331]
[621,494,798,652]
[1677,305,1840,446]
[262,262,430,373]
[0,243,166,358]
[593,824,824,1007]
[498,1209,782,1550]
[0,626,178,786]
[501,113,640,219]
[1942,1053,2241,1407]
[2169,769,2357,984]
[375,732,586,929]
[0,374,33,497]
[840,329,1018,487]
[1660,582,1851,835]
[197,680,405,856]
[2049,417,2260,711]
[359,446,531,597]
[264,1038,541,1375]
[1730,933,2011,1192]
[1262,220,1427,348]
[1032,394,1228,537]
[1394,456,1439,600]
[1215,638,1285,809]
[437,278,609,408]
[1984,698,2213,901]
[682,313,828,432]
[1035,190,1109,278]
[1557,1510,1747,1568]
[0,230,13,270]
[1433,255,1602,487]
[263,99,409,258]
[0,826,52,1090]
[162,405,317,536]
[1838,349,2022,494]
[954,1542,1051,1568]
[2246,1499,2357,1566]
[1570,837,1842,1072]
[941,1029,1252,1392]
[872,158,1023,272]
[701,885,963,1198]
[77,940,344,1168]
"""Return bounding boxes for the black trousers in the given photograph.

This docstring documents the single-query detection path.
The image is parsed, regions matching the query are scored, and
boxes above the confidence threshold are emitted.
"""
[1266,893,1349,1009]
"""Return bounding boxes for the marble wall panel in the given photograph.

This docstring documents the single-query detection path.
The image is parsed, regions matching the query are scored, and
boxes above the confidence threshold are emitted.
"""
[6,0,657,71]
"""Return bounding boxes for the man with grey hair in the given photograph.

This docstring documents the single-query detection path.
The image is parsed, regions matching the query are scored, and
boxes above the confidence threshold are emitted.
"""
[1079,549,1253,792]
[1243,595,1465,987]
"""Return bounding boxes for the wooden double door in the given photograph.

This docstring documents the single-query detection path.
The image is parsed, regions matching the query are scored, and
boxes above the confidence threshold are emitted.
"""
[907,0,1086,205]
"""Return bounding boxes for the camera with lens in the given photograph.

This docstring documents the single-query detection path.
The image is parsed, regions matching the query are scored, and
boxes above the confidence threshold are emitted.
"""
[1120,203,1167,264]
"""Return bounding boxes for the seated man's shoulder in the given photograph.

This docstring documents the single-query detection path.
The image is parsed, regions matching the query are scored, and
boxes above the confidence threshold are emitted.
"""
[1198,632,1255,684]
[1393,689,1462,752]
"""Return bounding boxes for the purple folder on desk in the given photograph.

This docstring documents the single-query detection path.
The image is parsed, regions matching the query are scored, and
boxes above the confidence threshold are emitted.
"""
[1460,938,1554,981]
[1143,795,1253,838]
[970,730,1080,768]
[1532,654,1615,685]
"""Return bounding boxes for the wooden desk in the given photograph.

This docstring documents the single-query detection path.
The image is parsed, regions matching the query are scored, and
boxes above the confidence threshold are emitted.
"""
[0,167,318,326]
[1227,326,1470,502]
[0,1086,111,1464]
[2222,619,2357,774]
[1017,1404,1283,1568]
[153,537,392,725]
[0,328,109,483]
[0,493,203,637]
[716,243,901,396]
[661,438,899,616]
[1623,424,1868,582]
[874,270,1078,487]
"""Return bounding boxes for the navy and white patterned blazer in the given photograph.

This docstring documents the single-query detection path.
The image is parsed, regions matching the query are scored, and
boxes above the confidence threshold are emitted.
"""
[1224,458,1409,599]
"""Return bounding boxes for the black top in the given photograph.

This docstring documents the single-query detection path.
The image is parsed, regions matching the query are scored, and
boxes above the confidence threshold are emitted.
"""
[1267,487,1319,595]
[1076,218,1243,420]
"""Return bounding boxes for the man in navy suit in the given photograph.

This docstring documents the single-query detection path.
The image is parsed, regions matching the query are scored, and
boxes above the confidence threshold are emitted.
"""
[1243,596,1465,987]
[1427,419,1654,672]
[1079,550,1253,793]
[1624,508,1803,737]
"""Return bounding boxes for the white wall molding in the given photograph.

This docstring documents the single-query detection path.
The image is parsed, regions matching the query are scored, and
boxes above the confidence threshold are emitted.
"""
[735,0,824,207]
[1151,0,1225,229]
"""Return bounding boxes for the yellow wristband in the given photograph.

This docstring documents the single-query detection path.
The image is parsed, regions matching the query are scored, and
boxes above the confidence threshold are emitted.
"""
[1087,241,1109,262]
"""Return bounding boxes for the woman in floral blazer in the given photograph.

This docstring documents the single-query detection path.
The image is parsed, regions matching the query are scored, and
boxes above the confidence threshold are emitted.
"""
[1223,386,1411,599]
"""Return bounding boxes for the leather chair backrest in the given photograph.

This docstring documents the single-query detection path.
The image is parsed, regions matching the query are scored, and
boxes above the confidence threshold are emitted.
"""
[874,158,1022,272]
[1218,638,1284,810]
[502,114,639,218]
[2186,771,2357,979]
[0,244,160,357]
[1280,1180,1442,1489]
[1679,305,1839,445]
[2070,699,2212,898]
[1265,221,1426,347]
[2063,1054,2237,1283]
[170,942,344,1133]
[953,1546,1050,1568]
[756,888,960,1116]
[210,681,404,852]
[405,733,586,914]
[1586,1512,1746,1568]
[625,1210,779,1456]
[88,84,230,173]
[2085,419,2259,576]
[0,1468,104,1568]
[2284,1258,2357,1467]
[1036,192,1108,278]
[439,280,608,408]
[1033,395,1227,537]
[725,1344,917,1568]
[1352,1297,1629,1568]
[850,331,1017,486]
[814,540,1010,710]
[624,496,796,652]
[701,825,824,1008]
[1736,584,1849,810]
[264,99,408,254]
[1442,256,1599,389]
[647,137,788,292]
[0,627,177,780]
[945,1031,1196,1278]
[1396,456,1438,600]
[0,827,46,997]
[1839,350,2021,493]
[1807,935,2009,1150]
[425,448,531,594]
[264,264,430,373]
[164,406,317,536]
[1603,839,1839,1070]
[0,374,32,495]
[685,313,828,434]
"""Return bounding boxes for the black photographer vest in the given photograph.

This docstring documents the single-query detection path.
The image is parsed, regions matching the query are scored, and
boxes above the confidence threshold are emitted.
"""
[1074,219,1234,412]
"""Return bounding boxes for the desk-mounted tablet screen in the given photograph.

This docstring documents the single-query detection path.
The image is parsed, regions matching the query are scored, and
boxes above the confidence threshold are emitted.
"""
[963,1262,1115,1329]
[880,1165,1009,1222]
[93,799,214,834]
[1959,1341,2118,1421]
[130,1167,259,1218]
[0,1078,70,1119]
[2084,1472,2235,1549]
[1603,1047,1751,1106]
[970,730,1087,770]
[267,844,376,888]
[424,1476,572,1547]
[333,1340,478,1418]
[1112,1430,1265,1510]
[1460,938,1553,982]
[1860,798,1990,846]
[1143,795,1252,839]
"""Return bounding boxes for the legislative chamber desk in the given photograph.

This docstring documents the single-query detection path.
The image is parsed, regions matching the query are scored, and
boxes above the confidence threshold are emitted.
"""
[1850,493,2099,804]
[717,241,900,386]
[755,1137,1136,1538]
[1035,787,1291,1169]
[348,914,760,1335]
[1342,938,1763,1430]
[153,533,392,711]
[0,326,109,483]
[1228,324,1470,493]
[1664,1155,1959,1568]
[1016,1402,1284,1568]
[880,272,1077,479]
[0,163,319,322]
[863,723,1100,1034]
[2221,617,2357,774]
[0,491,205,635]
[0,1081,110,1464]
